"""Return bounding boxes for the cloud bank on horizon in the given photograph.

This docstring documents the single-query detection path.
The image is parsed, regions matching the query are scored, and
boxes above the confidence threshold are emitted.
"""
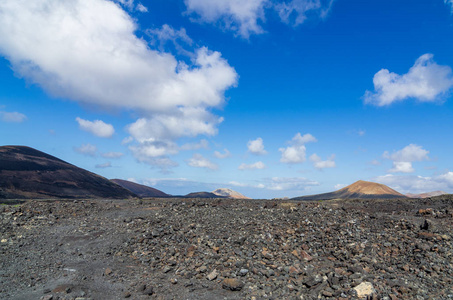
[1,0,453,198]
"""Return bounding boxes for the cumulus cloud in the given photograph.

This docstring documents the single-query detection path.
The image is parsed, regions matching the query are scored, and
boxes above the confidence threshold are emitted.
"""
[184,0,334,38]
[136,3,148,12]
[238,161,266,170]
[147,24,193,52]
[74,143,97,157]
[309,153,336,170]
[184,0,267,38]
[279,132,316,164]
[0,0,237,167]
[101,152,124,158]
[114,0,146,12]
[374,172,453,194]
[383,144,429,173]
[95,162,112,168]
[76,117,114,138]
[275,0,334,26]
[180,139,209,151]
[247,137,267,155]
[0,111,27,123]
[187,153,218,170]
[127,108,224,142]
[130,141,178,159]
[364,54,453,106]
[214,148,231,159]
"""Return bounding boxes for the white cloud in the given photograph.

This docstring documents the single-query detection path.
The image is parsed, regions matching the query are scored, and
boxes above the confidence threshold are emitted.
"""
[0,0,237,165]
[374,172,453,194]
[136,3,148,12]
[76,117,115,138]
[383,144,429,173]
[214,148,231,159]
[187,153,218,170]
[292,132,317,144]
[385,144,429,162]
[184,0,267,38]
[127,108,223,142]
[388,161,414,173]
[238,161,266,170]
[147,24,193,51]
[184,0,334,38]
[309,153,336,170]
[275,0,334,26]
[101,152,124,158]
[180,139,209,151]
[279,132,316,164]
[114,0,146,12]
[364,54,453,106]
[334,183,346,190]
[446,0,453,13]
[74,143,97,157]
[121,136,134,145]
[247,137,267,155]
[95,162,112,168]
[130,141,178,158]
[0,111,27,123]
[280,145,307,163]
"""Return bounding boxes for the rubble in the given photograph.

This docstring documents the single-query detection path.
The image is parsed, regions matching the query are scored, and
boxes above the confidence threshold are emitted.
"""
[1,196,453,299]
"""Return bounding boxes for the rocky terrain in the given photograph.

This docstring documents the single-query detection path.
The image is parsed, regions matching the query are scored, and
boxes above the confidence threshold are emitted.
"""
[1,196,453,300]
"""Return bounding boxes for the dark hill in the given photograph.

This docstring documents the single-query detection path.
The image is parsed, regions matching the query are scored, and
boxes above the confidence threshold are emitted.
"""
[0,145,136,199]
[292,180,407,201]
[111,179,169,198]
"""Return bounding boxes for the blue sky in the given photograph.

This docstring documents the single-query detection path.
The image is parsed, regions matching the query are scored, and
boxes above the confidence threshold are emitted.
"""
[1,0,453,198]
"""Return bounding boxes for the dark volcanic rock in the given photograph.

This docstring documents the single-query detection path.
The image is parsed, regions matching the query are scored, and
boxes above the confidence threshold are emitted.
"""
[1,196,453,299]
[0,145,136,199]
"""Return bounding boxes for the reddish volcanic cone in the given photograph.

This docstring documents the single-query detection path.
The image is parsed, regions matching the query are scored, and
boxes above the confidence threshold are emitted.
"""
[292,180,406,201]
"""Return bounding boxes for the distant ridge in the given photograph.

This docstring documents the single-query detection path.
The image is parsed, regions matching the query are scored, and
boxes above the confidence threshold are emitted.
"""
[111,179,169,198]
[184,192,225,198]
[406,191,446,198]
[0,145,136,199]
[292,180,407,201]
[212,188,250,199]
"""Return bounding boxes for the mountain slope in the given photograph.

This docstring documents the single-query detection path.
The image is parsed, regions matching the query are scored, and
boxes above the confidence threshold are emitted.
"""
[406,191,446,198]
[292,180,407,201]
[212,188,250,199]
[0,145,136,199]
[111,179,169,198]
[184,192,224,198]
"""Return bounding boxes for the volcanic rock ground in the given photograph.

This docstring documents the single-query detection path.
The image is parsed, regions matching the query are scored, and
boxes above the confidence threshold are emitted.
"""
[1,197,453,300]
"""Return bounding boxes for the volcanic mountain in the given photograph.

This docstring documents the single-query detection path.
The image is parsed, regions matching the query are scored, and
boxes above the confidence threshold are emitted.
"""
[184,192,225,198]
[292,180,407,201]
[0,146,136,199]
[111,179,169,198]
[406,191,447,198]
[212,188,250,199]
